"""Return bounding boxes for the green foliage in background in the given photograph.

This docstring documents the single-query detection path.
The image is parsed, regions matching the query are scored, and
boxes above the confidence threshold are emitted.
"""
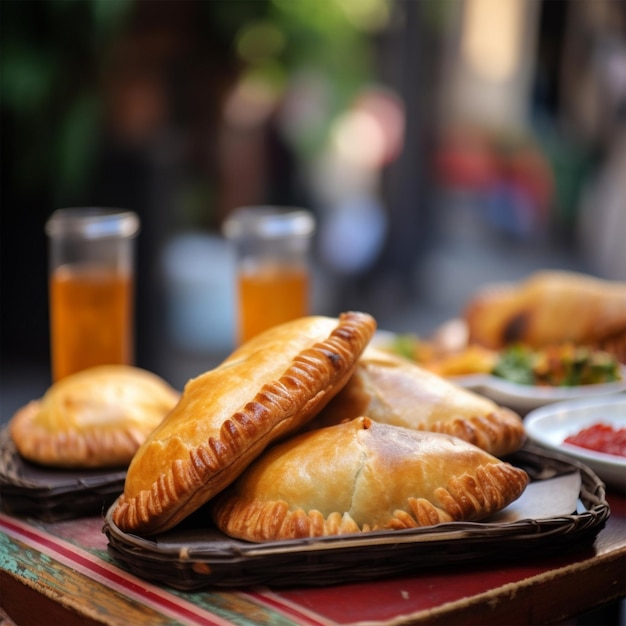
[1,0,132,204]
[1,0,380,208]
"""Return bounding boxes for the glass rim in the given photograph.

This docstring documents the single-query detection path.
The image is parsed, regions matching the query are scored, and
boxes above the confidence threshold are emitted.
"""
[45,208,140,240]
[222,206,315,241]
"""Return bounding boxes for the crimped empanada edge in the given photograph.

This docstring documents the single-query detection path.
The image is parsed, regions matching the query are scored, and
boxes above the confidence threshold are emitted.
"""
[10,400,153,469]
[212,459,529,542]
[427,408,526,458]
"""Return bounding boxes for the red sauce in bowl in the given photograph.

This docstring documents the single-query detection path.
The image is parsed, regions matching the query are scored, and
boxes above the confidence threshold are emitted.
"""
[564,423,626,457]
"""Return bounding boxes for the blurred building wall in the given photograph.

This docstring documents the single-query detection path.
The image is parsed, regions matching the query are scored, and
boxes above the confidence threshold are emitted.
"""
[440,0,540,132]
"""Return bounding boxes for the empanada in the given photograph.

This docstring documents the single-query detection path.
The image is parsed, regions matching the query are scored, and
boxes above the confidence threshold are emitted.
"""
[308,347,525,457]
[463,271,626,361]
[112,312,376,535]
[9,365,180,469]
[212,417,529,542]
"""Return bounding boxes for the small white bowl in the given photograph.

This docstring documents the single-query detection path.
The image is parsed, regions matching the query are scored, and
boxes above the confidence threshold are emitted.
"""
[524,395,626,491]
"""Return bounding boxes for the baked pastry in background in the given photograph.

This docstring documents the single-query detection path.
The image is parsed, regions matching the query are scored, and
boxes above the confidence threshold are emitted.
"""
[212,417,529,542]
[463,271,626,362]
[308,347,525,457]
[10,365,180,469]
[112,312,376,536]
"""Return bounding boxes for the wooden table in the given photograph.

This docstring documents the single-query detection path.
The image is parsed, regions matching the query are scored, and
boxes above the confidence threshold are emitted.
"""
[0,487,624,626]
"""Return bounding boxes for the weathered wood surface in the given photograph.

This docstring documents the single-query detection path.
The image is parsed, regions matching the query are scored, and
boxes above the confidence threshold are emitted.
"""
[0,493,624,626]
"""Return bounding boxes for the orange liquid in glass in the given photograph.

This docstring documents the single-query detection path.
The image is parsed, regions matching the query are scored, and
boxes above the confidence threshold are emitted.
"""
[50,264,133,381]
[238,264,309,344]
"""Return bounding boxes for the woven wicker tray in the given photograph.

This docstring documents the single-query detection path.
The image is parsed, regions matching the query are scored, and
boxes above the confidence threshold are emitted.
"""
[103,443,610,590]
[0,427,126,521]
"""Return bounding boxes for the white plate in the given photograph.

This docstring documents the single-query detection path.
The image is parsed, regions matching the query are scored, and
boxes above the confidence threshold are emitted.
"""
[524,395,626,490]
[449,366,626,413]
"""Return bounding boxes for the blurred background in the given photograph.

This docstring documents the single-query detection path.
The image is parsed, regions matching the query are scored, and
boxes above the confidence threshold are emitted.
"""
[2,0,626,417]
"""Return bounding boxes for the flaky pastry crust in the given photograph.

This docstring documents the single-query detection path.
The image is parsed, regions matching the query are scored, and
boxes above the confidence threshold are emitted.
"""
[212,417,529,542]
[463,271,626,361]
[308,347,526,457]
[9,365,180,469]
[112,312,376,536]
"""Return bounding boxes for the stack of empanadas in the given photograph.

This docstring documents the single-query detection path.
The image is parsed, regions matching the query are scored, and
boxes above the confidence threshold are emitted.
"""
[463,270,626,362]
[107,311,528,540]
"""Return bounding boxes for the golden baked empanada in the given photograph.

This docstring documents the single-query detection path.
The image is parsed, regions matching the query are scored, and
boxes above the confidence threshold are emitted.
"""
[463,271,626,361]
[212,417,529,542]
[308,347,525,457]
[112,312,376,535]
[9,365,180,469]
